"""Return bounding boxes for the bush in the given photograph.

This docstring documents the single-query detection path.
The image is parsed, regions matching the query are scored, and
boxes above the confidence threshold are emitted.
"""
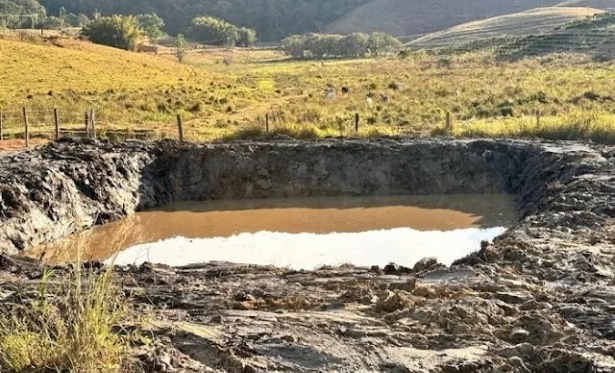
[80,15,143,51]
[189,15,255,47]
[237,26,257,47]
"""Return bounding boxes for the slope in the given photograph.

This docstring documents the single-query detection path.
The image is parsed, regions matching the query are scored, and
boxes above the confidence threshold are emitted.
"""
[407,7,603,48]
[322,0,614,37]
[556,0,615,8]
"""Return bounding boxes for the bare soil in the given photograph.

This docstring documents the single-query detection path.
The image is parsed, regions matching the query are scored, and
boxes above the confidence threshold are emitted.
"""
[2,138,615,372]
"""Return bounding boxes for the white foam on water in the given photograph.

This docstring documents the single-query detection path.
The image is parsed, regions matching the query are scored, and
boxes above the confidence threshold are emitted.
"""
[106,226,506,270]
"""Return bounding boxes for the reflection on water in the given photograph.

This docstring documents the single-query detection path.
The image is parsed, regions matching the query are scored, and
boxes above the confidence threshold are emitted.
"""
[27,194,518,268]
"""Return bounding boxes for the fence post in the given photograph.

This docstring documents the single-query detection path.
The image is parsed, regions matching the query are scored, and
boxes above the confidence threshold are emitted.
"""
[84,111,90,138]
[536,110,541,127]
[354,113,359,132]
[22,107,29,148]
[0,111,3,141]
[445,111,452,134]
[90,108,96,140]
[53,108,59,140]
[265,113,269,133]
[176,114,184,142]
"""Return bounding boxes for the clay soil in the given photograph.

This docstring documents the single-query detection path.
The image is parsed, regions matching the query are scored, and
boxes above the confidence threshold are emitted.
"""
[2,138,615,372]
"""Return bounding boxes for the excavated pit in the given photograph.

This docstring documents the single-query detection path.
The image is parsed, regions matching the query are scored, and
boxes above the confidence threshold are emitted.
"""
[3,137,615,373]
[0,138,555,256]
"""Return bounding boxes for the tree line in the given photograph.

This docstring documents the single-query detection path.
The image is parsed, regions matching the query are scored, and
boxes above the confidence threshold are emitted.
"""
[36,0,372,42]
[0,0,89,28]
[282,32,402,59]
[79,13,258,51]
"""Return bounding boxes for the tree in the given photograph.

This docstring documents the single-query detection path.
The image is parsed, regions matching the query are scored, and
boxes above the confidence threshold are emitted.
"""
[174,33,187,62]
[80,15,143,51]
[189,15,245,47]
[137,13,165,42]
[281,34,305,59]
[57,6,67,27]
[236,26,256,47]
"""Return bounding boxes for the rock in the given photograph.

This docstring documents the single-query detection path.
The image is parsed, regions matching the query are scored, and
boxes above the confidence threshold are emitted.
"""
[234,291,256,302]
[495,343,535,359]
[509,328,530,343]
[494,291,532,304]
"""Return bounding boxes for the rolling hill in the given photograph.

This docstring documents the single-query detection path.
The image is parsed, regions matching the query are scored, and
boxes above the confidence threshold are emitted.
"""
[407,7,603,48]
[322,0,615,37]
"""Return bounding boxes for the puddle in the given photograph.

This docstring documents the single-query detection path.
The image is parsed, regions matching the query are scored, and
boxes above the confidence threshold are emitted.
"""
[28,194,518,269]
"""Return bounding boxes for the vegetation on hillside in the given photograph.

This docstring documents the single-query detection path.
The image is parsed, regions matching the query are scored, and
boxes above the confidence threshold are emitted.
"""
[498,12,615,60]
[37,0,372,42]
[80,14,143,51]
[407,7,603,48]
[0,0,88,28]
[282,32,401,59]
[189,16,257,47]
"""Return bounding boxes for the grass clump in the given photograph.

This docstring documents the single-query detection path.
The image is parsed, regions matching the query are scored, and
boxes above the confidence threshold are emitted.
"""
[435,109,615,144]
[0,264,128,373]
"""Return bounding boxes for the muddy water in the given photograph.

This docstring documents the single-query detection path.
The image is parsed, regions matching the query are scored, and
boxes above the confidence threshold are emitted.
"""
[29,194,518,269]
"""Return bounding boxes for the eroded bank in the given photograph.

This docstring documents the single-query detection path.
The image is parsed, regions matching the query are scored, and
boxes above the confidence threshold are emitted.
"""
[0,137,570,255]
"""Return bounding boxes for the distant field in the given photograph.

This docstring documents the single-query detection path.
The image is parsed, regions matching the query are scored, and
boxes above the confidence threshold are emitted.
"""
[2,33,615,147]
[407,7,603,48]
[322,0,586,37]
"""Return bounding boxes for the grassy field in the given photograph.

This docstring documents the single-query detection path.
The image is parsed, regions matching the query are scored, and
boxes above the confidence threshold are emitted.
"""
[407,7,603,48]
[2,32,615,145]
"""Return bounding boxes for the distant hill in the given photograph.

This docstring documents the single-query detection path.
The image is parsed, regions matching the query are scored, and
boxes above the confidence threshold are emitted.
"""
[407,7,603,48]
[556,0,615,8]
[497,12,615,60]
[322,0,615,37]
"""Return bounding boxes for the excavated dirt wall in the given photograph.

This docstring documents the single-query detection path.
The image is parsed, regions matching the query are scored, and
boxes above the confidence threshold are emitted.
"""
[0,137,551,255]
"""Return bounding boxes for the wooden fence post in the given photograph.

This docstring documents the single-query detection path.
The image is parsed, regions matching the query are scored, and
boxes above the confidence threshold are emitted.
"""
[90,108,96,140]
[445,111,452,133]
[354,113,359,132]
[0,112,3,141]
[53,108,59,140]
[176,114,184,142]
[84,111,90,138]
[265,113,269,133]
[536,110,541,127]
[22,107,29,148]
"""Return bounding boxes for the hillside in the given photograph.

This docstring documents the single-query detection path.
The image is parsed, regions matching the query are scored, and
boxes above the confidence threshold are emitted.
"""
[407,7,603,48]
[322,0,615,37]
[556,0,615,8]
[37,0,371,42]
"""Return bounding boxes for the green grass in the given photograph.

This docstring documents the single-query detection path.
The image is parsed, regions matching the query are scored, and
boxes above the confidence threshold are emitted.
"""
[2,32,615,145]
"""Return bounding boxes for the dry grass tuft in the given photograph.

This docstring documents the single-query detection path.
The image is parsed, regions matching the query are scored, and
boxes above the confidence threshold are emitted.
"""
[0,263,128,373]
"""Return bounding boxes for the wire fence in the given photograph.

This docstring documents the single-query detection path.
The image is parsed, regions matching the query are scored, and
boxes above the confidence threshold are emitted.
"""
[0,107,184,147]
[0,105,424,150]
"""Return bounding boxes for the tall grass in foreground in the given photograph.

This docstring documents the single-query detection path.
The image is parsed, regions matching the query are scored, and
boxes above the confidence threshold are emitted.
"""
[434,110,615,144]
[0,255,128,372]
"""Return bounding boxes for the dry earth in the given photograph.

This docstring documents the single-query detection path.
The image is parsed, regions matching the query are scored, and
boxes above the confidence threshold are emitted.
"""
[2,138,615,372]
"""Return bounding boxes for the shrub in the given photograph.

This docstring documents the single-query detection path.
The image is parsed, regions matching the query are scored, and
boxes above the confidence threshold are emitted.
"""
[80,15,143,51]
